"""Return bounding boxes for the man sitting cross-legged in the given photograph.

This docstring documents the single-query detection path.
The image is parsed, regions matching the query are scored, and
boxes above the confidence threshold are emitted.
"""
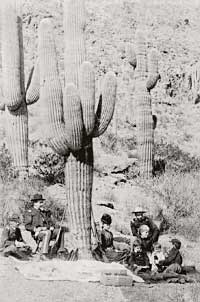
[24,193,66,260]
[0,214,32,260]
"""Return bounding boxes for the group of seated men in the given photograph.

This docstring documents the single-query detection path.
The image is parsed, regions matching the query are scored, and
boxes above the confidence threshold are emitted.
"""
[0,194,183,276]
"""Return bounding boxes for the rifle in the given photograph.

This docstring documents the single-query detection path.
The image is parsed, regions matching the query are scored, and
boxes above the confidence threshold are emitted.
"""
[50,206,67,255]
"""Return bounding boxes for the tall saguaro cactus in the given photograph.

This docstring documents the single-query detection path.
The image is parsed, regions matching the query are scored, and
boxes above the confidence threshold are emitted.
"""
[38,0,117,258]
[127,30,159,178]
[1,0,39,177]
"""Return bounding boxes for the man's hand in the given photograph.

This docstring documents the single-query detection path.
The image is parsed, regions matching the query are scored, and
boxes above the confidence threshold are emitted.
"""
[34,226,47,237]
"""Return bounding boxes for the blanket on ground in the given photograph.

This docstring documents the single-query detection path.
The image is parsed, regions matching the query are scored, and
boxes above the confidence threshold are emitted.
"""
[13,259,145,283]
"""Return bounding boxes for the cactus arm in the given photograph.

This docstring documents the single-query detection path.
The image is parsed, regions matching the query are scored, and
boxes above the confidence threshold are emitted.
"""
[135,30,148,80]
[79,62,95,136]
[146,49,160,91]
[1,0,24,110]
[39,18,70,156]
[26,59,40,105]
[63,0,86,87]
[126,43,137,69]
[93,72,117,137]
[64,83,83,150]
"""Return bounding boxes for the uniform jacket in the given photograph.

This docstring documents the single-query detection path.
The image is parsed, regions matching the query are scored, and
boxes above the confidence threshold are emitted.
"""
[24,207,55,236]
[130,216,160,244]
[159,247,182,267]
[0,226,23,249]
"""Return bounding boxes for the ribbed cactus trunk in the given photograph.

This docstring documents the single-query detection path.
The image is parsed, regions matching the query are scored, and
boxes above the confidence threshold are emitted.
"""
[1,0,28,177]
[38,0,116,258]
[126,31,159,178]
[65,146,93,255]
[1,0,39,178]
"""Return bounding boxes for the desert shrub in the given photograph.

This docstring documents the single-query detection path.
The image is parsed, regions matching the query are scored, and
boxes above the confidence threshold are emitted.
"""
[0,143,17,182]
[147,172,200,240]
[155,142,200,173]
[0,177,46,226]
[32,151,65,184]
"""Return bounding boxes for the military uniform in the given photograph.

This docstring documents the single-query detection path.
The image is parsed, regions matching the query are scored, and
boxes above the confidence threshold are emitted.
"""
[24,207,64,255]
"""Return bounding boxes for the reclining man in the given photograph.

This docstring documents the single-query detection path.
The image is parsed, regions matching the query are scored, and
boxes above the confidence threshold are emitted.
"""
[24,193,65,260]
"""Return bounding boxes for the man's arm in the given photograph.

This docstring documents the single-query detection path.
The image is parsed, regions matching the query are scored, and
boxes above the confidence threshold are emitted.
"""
[159,249,177,266]
[24,211,35,233]
[147,218,160,242]
[130,221,138,236]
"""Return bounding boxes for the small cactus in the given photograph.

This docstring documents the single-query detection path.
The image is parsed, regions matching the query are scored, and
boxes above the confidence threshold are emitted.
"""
[127,30,160,178]
[38,0,116,258]
[1,0,40,177]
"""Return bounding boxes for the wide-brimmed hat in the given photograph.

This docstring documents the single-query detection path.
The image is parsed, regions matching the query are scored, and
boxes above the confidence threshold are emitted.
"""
[31,193,45,202]
[132,206,146,214]
[8,214,20,222]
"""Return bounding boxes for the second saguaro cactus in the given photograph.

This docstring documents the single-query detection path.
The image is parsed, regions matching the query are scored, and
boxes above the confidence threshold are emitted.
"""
[1,0,39,177]
[127,30,159,178]
[38,0,116,258]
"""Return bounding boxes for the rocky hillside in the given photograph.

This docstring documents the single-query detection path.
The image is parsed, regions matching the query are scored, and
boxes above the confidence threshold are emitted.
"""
[0,0,200,159]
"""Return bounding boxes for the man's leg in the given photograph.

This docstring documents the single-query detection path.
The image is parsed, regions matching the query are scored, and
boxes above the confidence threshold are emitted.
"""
[164,263,182,274]
[37,230,51,255]
[52,228,65,253]
[2,244,17,257]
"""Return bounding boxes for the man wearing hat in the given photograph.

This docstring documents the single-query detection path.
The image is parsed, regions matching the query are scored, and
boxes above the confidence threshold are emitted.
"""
[130,206,160,252]
[24,193,65,260]
[0,214,31,259]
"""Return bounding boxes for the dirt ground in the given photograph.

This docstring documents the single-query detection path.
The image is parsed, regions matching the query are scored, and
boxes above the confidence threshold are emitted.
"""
[1,255,200,302]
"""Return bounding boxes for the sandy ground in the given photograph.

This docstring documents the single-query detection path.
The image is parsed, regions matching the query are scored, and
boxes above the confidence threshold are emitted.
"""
[0,256,126,302]
[1,255,200,302]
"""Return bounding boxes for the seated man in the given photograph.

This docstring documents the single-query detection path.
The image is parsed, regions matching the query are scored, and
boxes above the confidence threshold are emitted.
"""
[92,213,129,263]
[128,239,150,274]
[0,214,31,260]
[158,238,183,274]
[24,193,65,260]
[130,206,160,252]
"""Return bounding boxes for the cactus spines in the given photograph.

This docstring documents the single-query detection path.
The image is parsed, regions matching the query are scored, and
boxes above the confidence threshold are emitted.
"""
[64,84,83,150]
[38,0,116,258]
[79,62,95,136]
[39,18,70,156]
[93,72,117,137]
[64,0,86,87]
[1,0,40,176]
[26,59,40,105]
[127,30,159,178]
[2,0,24,111]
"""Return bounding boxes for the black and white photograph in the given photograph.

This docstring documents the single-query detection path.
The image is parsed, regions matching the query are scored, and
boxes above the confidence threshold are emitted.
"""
[0,0,200,301]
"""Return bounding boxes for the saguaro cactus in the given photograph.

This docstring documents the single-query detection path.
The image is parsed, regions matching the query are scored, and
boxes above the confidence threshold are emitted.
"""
[38,0,116,258]
[126,30,159,178]
[1,0,39,177]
